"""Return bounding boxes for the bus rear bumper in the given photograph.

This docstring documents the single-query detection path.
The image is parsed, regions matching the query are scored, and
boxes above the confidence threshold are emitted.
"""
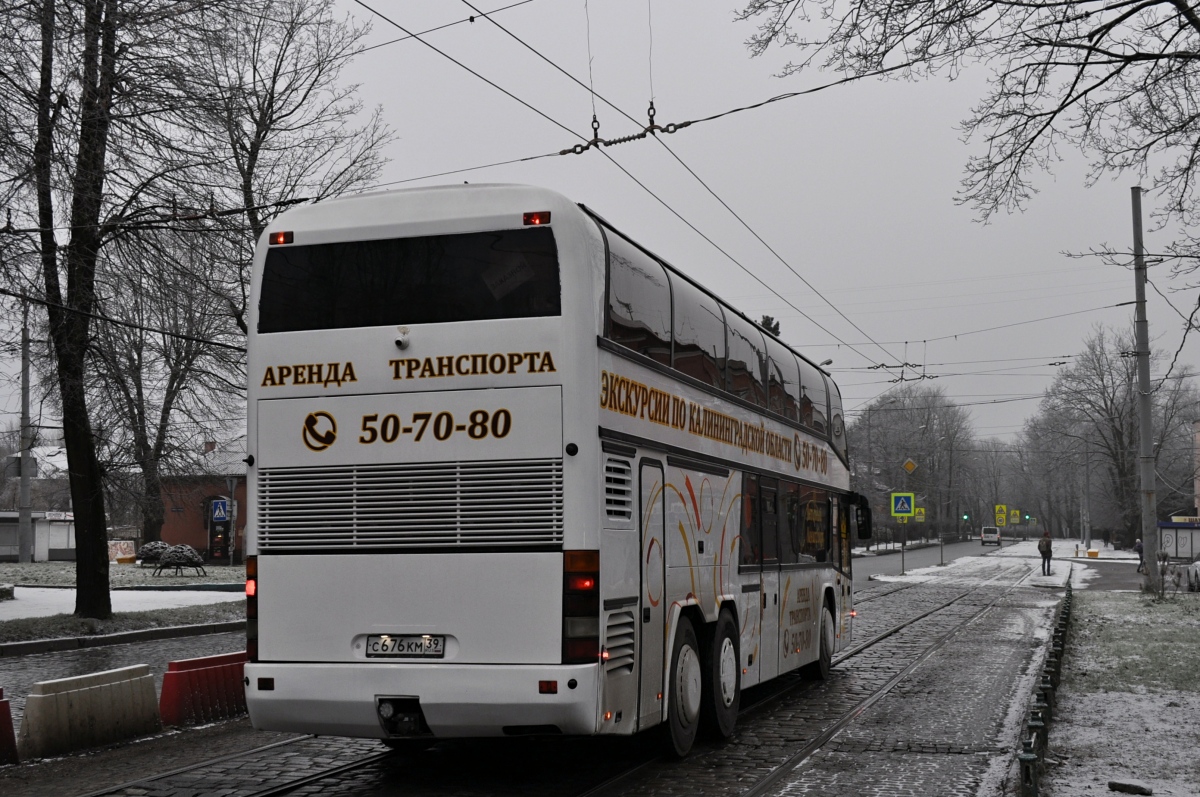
[245,662,600,738]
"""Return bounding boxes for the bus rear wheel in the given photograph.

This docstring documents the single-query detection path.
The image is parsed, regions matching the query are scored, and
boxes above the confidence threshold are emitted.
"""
[802,605,834,681]
[701,609,740,739]
[665,616,702,757]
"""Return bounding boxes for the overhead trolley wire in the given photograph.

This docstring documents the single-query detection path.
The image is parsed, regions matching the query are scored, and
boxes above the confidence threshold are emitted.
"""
[804,302,1136,348]
[355,0,901,374]
[448,0,905,372]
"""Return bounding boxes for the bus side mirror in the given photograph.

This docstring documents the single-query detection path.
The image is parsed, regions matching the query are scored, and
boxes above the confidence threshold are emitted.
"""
[856,501,873,540]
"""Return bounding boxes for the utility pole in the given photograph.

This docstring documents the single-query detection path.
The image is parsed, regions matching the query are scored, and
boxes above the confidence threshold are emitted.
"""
[1131,187,1160,594]
[18,302,33,563]
[1081,435,1092,549]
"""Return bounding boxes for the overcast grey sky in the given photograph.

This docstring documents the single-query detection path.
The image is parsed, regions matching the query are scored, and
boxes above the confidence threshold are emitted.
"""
[2,0,1193,446]
[331,0,1195,440]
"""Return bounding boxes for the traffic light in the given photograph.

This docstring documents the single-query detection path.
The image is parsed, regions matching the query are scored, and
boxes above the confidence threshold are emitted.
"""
[962,512,970,522]
[1024,513,1030,522]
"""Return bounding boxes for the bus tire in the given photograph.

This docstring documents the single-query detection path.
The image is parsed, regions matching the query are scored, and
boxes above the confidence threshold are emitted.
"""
[701,609,740,739]
[802,605,834,681]
[665,615,702,757]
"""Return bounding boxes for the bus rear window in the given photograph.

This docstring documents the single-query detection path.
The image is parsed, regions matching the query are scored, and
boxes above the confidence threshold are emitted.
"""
[257,227,560,333]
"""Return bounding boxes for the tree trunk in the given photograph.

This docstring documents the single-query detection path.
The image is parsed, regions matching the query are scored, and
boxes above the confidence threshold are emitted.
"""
[141,459,165,544]
[35,0,121,619]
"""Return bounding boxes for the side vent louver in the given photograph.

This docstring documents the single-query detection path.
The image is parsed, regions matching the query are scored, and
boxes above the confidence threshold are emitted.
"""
[604,611,636,673]
[605,458,632,520]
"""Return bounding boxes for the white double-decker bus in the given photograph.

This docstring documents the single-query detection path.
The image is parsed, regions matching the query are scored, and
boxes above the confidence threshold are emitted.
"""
[243,184,871,755]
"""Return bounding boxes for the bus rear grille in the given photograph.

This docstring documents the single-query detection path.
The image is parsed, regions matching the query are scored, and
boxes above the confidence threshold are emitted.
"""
[257,458,564,550]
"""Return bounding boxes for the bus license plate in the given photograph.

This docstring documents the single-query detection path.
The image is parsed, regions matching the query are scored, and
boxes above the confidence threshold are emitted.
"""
[365,635,445,659]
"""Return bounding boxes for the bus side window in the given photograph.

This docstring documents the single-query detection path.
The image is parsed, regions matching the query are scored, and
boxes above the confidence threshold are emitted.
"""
[672,278,726,390]
[801,486,830,563]
[767,339,800,422]
[829,379,847,462]
[797,357,828,435]
[760,478,780,566]
[740,474,761,570]
[606,235,672,365]
[838,496,852,575]
[780,481,805,565]
[725,313,768,407]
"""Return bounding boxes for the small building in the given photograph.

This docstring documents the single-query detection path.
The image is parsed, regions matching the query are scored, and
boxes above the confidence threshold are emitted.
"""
[160,440,247,563]
[0,511,76,562]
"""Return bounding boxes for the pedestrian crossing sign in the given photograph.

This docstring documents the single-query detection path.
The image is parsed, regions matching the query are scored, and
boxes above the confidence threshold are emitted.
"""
[212,499,229,523]
[891,493,915,517]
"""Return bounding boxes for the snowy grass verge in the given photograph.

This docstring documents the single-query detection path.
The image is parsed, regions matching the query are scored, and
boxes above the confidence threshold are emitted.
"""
[0,561,244,587]
[1042,591,1200,796]
[0,601,244,644]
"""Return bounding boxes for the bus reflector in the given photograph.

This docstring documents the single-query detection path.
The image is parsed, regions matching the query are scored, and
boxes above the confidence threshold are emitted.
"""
[538,680,558,694]
[246,555,259,660]
[523,211,550,226]
[563,550,600,664]
[850,610,858,618]
[270,231,294,245]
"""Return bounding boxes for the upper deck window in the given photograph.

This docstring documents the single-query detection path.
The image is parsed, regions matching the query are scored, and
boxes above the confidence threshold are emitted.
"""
[797,356,828,435]
[725,313,767,407]
[829,379,846,461]
[671,278,726,389]
[606,236,672,365]
[257,227,560,333]
[766,339,801,422]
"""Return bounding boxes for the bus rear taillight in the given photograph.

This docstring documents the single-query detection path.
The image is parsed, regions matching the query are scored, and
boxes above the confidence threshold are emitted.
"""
[246,555,258,662]
[562,550,599,664]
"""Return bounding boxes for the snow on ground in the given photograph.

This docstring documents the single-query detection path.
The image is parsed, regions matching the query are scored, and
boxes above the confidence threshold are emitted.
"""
[0,586,242,621]
[1041,591,1200,797]
[0,561,244,588]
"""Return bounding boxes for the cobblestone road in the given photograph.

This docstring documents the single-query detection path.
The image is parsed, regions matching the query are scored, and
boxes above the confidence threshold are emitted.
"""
[0,558,1060,797]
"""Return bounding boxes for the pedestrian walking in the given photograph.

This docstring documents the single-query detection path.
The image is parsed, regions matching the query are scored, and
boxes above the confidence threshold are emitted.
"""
[1135,538,1144,573]
[1038,531,1053,576]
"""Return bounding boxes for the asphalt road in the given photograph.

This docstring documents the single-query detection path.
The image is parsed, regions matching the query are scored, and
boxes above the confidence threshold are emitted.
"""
[852,538,1004,580]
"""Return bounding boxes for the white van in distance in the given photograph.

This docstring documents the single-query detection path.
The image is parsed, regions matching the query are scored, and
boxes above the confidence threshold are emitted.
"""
[981,527,1001,546]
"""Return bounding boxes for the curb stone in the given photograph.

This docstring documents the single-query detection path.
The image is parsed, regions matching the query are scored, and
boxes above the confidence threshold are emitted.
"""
[15,582,243,592]
[0,620,246,657]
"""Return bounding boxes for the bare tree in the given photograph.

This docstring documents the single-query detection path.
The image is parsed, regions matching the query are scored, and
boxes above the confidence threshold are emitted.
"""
[1028,325,1197,545]
[0,0,231,617]
[737,0,1200,223]
[180,0,392,334]
[83,0,390,547]
[89,229,244,544]
[849,384,976,540]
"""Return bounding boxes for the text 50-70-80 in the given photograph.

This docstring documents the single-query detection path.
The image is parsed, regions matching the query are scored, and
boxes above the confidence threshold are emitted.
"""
[358,409,513,444]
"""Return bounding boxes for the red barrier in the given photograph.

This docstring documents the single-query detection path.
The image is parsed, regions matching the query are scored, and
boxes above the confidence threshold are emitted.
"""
[159,651,248,727]
[0,687,17,764]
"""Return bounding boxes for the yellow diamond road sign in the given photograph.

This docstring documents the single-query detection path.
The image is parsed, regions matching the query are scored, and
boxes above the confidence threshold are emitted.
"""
[902,458,918,474]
